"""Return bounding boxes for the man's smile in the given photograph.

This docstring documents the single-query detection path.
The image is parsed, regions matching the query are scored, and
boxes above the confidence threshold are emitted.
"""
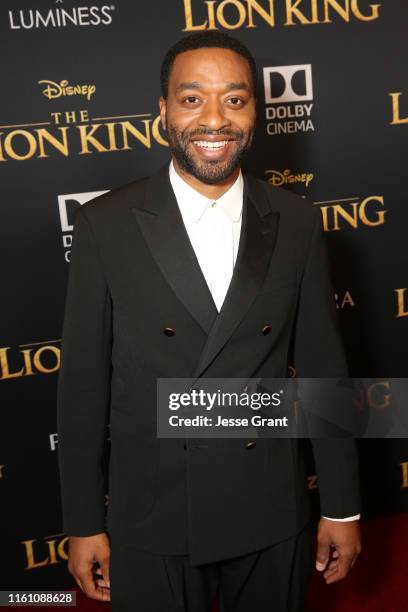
[193,140,231,149]
[191,138,236,160]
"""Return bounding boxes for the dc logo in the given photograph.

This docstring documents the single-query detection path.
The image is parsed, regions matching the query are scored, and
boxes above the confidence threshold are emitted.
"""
[263,64,313,104]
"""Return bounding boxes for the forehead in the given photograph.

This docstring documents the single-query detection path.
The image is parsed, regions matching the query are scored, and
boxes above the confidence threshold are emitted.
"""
[169,47,252,91]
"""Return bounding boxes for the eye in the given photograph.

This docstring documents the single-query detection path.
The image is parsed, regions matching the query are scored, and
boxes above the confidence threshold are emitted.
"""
[226,96,244,106]
[183,96,200,104]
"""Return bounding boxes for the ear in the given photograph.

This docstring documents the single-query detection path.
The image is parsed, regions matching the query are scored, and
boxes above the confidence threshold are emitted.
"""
[159,96,167,130]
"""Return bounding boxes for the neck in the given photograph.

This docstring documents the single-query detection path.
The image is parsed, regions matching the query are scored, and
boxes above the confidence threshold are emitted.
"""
[172,158,240,200]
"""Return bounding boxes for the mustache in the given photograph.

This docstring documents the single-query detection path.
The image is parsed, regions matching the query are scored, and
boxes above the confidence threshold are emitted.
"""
[183,127,245,141]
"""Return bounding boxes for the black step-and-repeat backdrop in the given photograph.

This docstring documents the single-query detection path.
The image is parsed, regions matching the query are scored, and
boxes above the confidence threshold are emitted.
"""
[1,0,407,590]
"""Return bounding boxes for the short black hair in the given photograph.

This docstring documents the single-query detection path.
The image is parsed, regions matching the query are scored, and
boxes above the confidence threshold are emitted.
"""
[160,31,258,99]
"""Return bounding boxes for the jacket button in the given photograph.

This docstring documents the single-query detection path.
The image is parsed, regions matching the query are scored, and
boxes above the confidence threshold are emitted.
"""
[163,327,175,336]
[262,324,271,335]
[245,441,256,450]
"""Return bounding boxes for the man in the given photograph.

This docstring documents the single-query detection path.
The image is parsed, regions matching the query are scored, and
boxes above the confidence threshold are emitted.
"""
[57,31,361,612]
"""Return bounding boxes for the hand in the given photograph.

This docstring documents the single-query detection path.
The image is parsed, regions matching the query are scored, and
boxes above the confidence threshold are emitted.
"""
[67,533,111,601]
[315,518,361,584]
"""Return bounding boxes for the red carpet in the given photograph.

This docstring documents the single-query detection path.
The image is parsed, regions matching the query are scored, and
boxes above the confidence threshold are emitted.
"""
[46,513,408,611]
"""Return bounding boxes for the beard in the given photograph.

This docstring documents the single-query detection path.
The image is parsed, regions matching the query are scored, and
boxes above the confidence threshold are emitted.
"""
[166,124,254,185]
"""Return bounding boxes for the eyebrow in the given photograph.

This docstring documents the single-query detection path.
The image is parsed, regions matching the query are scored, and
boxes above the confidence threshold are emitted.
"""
[175,81,251,93]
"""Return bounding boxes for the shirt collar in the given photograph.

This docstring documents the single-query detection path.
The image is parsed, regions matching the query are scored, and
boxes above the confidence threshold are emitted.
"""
[169,159,243,223]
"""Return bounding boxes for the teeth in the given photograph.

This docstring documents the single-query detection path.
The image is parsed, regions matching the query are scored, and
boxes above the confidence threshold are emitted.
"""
[193,140,229,150]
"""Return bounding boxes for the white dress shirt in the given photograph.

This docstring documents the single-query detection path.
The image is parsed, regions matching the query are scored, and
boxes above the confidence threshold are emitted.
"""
[169,160,243,312]
[168,160,360,523]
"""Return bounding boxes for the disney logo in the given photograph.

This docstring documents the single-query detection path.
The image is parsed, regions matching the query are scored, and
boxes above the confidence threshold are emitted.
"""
[38,79,96,101]
[265,169,314,188]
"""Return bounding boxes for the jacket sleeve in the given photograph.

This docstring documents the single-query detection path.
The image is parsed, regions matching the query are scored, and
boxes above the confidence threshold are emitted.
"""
[57,206,112,536]
[293,205,361,518]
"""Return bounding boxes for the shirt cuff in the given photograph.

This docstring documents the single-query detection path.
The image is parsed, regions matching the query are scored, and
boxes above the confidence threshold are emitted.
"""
[322,514,361,522]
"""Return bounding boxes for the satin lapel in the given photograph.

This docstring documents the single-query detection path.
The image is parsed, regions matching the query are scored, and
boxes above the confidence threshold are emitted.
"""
[192,175,280,378]
[131,165,218,334]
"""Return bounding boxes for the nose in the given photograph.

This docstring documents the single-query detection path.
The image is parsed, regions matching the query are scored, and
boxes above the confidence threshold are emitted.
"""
[198,97,231,131]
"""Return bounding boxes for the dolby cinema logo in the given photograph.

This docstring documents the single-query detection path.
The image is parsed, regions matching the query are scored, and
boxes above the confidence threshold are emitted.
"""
[58,190,109,262]
[263,64,315,136]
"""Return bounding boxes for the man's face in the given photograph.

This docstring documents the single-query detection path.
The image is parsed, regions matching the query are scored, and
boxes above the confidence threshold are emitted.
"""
[159,47,256,184]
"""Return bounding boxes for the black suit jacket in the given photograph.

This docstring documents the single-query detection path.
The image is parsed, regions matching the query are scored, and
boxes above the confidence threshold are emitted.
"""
[57,163,360,565]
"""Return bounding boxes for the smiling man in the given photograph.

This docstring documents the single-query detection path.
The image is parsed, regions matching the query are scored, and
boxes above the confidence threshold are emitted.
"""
[57,32,361,612]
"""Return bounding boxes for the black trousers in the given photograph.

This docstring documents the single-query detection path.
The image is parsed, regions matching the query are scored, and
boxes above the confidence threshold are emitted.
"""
[109,522,314,612]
